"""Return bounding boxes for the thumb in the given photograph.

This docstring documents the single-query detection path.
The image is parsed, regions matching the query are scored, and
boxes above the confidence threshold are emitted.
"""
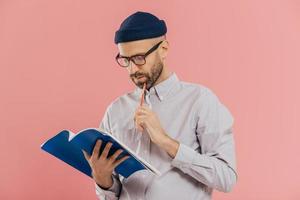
[82,149,90,160]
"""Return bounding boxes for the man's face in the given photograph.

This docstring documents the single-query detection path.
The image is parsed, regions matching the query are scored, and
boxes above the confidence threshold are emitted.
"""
[117,38,165,89]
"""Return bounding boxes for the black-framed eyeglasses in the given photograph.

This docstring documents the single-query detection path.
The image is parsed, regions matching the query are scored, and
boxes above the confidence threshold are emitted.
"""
[115,40,164,68]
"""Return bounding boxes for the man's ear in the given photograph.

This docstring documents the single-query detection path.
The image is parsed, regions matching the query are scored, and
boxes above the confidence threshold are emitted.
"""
[160,40,169,60]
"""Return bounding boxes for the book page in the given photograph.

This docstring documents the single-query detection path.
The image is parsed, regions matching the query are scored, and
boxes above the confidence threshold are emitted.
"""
[67,130,76,141]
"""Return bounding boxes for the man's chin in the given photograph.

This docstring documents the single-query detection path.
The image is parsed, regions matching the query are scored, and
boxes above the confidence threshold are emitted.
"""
[132,78,145,87]
[137,82,147,89]
[134,81,148,89]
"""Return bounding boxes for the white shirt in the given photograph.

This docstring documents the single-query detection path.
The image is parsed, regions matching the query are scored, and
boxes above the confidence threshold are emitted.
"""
[95,73,237,200]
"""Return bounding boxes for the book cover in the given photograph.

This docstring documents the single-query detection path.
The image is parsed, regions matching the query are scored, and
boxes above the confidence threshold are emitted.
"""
[41,128,160,178]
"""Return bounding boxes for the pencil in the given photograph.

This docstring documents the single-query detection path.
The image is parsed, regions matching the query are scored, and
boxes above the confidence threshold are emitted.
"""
[140,83,146,106]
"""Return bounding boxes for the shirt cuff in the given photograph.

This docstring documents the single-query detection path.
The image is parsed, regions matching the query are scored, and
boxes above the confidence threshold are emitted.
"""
[171,143,195,170]
[171,143,211,173]
[95,175,121,197]
[171,143,197,173]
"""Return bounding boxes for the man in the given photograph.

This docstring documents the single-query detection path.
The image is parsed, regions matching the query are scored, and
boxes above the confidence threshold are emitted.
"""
[83,11,237,200]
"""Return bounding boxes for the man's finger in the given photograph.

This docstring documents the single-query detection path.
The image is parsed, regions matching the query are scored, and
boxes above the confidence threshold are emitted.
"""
[92,140,102,160]
[136,109,148,116]
[82,150,90,160]
[109,149,123,163]
[136,116,147,125]
[113,155,130,168]
[137,106,149,112]
[135,115,147,121]
[100,142,113,159]
[135,119,145,132]
[140,105,150,111]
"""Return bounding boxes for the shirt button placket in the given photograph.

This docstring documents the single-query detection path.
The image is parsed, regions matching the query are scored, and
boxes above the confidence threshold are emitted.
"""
[145,94,152,109]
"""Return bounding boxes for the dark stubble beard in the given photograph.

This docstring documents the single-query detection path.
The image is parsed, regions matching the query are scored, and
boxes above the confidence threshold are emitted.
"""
[130,60,164,90]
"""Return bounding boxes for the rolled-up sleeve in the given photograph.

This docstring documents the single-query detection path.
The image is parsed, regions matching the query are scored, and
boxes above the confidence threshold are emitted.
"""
[171,88,238,192]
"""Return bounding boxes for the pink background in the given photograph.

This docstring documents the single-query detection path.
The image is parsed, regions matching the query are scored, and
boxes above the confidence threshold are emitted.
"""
[1,0,299,199]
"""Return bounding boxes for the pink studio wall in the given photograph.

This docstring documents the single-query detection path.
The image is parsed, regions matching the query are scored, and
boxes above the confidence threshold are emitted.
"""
[1,0,299,199]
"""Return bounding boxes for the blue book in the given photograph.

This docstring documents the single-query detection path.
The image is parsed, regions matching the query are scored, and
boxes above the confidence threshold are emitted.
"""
[41,128,161,178]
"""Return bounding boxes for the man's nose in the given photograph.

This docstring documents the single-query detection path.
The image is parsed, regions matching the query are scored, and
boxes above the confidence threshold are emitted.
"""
[128,61,140,74]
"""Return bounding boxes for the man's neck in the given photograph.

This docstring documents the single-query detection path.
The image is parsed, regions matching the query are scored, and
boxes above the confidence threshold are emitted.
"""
[152,68,171,88]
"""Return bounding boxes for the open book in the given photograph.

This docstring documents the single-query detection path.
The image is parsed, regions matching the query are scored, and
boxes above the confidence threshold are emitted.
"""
[41,128,161,178]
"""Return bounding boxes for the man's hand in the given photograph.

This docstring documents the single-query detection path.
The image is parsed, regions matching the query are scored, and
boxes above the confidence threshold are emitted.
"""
[82,140,129,189]
[134,105,167,144]
[134,105,180,158]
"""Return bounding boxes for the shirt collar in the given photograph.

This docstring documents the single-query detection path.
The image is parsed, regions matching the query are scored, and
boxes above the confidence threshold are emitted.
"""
[135,72,180,101]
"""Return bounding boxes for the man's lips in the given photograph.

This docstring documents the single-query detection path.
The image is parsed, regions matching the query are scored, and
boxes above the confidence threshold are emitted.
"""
[136,75,145,79]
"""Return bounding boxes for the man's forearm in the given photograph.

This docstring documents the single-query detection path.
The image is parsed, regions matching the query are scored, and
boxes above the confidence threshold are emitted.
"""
[156,133,180,158]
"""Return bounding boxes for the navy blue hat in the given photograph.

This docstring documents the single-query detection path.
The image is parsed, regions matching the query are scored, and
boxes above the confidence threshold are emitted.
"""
[114,11,167,44]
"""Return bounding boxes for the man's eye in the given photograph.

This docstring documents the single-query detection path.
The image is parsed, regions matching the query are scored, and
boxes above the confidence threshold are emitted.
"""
[133,55,145,63]
[117,57,129,66]
[135,55,144,60]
